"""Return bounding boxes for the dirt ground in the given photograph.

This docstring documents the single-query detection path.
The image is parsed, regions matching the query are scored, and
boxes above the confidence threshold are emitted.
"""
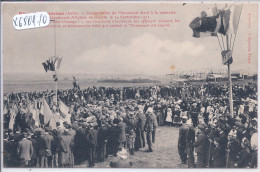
[75,126,187,168]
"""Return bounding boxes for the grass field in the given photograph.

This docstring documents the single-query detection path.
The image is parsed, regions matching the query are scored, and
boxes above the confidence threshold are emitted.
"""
[75,126,187,168]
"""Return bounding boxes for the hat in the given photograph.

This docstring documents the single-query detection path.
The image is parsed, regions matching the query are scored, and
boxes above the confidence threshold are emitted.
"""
[146,107,153,114]
[82,123,88,128]
[174,104,181,109]
[242,137,249,147]
[117,148,128,159]
[182,115,188,120]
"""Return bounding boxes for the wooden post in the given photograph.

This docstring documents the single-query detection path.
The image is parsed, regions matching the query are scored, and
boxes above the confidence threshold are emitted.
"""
[226,35,234,117]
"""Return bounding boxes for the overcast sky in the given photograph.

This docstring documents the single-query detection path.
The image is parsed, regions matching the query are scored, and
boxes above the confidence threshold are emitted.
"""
[2,2,258,75]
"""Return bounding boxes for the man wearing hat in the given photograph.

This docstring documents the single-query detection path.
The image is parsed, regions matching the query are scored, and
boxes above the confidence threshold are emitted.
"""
[144,108,157,152]
[135,109,146,150]
[116,117,127,150]
[186,119,195,168]
[36,129,47,167]
[226,131,240,168]
[97,120,109,162]
[27,132,37,167]
[178,115,188,164]
[190,101,199,128]
[74,122,87,164]
[86,123,98,167]
[150,108,158,144]
[42,128,54,167]
[234,137,250,168]
[17,133,33,167]
[194,124,207,168]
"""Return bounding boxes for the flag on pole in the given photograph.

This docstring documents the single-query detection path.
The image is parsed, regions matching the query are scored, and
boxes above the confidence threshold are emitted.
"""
[42,56,62,73]
[9,104,18,130]
[58,100,69,118]
[3,105,8,115]
[40,97,54,125]
[189,4,242,38]
[58,100,71,124]
[48,113,65,129]
[26,102,40,127]
[222,4,243,34]
[55,57,62,70]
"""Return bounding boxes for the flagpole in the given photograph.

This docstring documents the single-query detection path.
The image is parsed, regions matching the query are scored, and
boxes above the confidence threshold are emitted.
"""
[55,77,58,105]
[226,35,234,117]
[52,19,58,106]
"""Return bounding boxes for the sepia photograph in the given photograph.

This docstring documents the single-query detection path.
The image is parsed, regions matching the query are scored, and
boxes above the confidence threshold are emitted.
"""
[1,2,258,169]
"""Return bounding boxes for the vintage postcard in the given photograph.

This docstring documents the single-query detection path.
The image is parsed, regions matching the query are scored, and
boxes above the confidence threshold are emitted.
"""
[1,1,258,170]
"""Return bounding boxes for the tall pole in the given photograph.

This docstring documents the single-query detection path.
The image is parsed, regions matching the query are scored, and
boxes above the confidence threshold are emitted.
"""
[55,80,58,105]
[226,35,234,117]
[52,19,58,105]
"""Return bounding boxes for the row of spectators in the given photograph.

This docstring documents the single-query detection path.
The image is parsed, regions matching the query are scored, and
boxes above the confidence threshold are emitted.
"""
[3,82,257,168]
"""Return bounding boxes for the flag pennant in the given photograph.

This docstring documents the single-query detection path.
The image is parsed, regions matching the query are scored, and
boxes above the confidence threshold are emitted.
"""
[3,105,8,115]
[9,104,18,130]
[48,113,65,129]
[55,57,62,70]
[26,102,40,127]
[189,4,242,38]
[42,62,48,73]
[40,97,54,124]
[58,100,69,118]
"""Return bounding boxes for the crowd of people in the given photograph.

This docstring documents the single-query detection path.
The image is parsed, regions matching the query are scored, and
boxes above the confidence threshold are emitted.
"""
[3,81,258,168]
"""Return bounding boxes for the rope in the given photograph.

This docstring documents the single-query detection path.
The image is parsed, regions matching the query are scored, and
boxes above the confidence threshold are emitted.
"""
[217,34,223,51]
[231,5,243,52]
[229,34,233,50]
[221,34,225,50]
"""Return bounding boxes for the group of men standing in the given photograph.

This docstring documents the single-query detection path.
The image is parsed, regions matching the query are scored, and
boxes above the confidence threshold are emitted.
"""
[3,104,159,168]
[178,115,257,168]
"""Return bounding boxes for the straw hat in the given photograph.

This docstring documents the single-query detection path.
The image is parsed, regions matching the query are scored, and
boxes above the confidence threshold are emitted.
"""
[117,148,128,159]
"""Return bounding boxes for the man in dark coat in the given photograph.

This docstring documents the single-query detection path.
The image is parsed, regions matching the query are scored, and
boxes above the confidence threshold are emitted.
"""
[61,130,73,167]
[190,103,199,127]
[14,127,22,142]
[151,111,158,144]
[226,132,240,168]
[3,134,9,167]
[27,133,38,167]
[36,130,47,167]
[144,108,157,152]
[42,128,53,167]
[186,119,195,168]
[194,124,207,168]
[7,135,19,167]
[57,131,67,168]
[234,138,250,168]
[212,139,225,168]
[51,129,60,167]
[217,127,228,157]
[98,120,108,162]
[86,123,98,167]
[135,110,146,150]
[74,123,87,164]
[178,116,188,164]
[116,117,127,149]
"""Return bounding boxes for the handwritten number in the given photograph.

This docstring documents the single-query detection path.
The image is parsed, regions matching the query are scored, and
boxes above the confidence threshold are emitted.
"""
[42,15,47,24]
